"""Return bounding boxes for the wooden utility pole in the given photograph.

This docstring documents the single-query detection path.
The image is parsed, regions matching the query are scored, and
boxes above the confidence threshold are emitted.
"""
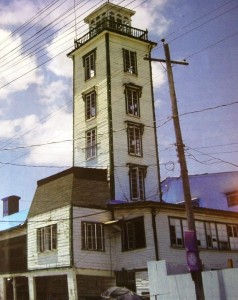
[145,40,205,300]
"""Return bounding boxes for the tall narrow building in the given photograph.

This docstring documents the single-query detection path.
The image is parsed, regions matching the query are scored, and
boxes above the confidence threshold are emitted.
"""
[68,2,160,202]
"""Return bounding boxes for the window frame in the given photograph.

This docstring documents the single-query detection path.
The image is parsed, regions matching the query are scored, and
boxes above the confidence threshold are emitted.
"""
[84,90,97,120]
[121,217,146,251]
[168,217,238,251]
[81,222,105,251]
[37,224,57,253]
[226,191,238,207]
[85,128,97,160]
[128,165,147,201]
[124,84,142,117]
[127,122,144,157]
[83,49,96,81]
[123,49,137,75]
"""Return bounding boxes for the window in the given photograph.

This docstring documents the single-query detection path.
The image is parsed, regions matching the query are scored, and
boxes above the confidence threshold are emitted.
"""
[227,225,238,250]
[217,224,229,250]
[129,165,146,201]
[115,270,136,292]
[195,221,206,248]
[86,128,97,159]
[82,222,104,251]
[85,91,96,120]
[169,218,187,247]
[226,191,238,207]
[123,49,137,75]
[127,123,143,156]
[169,217,238,251]
[205,222,218,249]
[83,49,96,80]
[122,217,146,251]
[125,84,142,117]
[37,224,57,252]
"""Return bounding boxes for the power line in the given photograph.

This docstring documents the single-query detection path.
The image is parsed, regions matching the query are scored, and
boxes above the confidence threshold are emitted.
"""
[168,3,238,45]
[164,0,237,40]
[185,30,238,59]
[186,146,238,169]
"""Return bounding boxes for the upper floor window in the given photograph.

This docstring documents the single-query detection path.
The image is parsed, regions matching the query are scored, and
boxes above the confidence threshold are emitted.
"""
[86,128,97,159]
[122,217,146,251]
[226,191,238,207]
[125,84,142,117]
[84,90,96,120]
[169,217,238,251]
[123,49,137,75]
[82,222,104,251]
[127,122,144,156]
[83,49,96,80]
[37,224,57,253]
[128,165,147,201]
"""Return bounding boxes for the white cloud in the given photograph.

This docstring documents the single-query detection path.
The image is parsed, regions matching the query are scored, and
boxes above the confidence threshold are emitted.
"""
[24,110,72,166]
[152,61,166,90]
[0,0,38,26]
[0,109,72,167]
[37,79,70,108]
[133,0,172,36]
[0,29,43,99]
[0,114,38,139]
[46,29,75,78]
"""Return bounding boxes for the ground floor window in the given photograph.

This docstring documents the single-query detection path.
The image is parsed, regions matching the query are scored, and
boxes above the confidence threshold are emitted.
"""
[122,216,146,251]
[169,217,238,251]
[115,270,136,292]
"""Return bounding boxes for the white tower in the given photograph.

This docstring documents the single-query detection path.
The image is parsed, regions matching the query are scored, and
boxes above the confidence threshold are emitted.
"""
[68,2,160,202]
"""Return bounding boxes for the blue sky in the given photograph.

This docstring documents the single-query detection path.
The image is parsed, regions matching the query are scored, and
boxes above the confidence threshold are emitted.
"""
[0,0,237,215]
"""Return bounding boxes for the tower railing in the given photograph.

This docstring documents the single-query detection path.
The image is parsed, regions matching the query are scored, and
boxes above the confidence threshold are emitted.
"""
[74,19,148,49]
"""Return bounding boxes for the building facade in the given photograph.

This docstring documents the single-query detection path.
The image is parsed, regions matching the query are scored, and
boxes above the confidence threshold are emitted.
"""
[67,2,160,202]
[1,2,238,300]
[1,173,238,299]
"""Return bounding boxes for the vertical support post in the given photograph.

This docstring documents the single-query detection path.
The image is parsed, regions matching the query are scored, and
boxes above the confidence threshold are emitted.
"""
[28,276,36,300]
[162,41,205,300]
[12,277,17,300]
[67,270,78,300]
[0,277,6,300]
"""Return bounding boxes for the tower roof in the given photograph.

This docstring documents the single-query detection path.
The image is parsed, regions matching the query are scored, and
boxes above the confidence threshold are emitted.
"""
[84,2,135,24]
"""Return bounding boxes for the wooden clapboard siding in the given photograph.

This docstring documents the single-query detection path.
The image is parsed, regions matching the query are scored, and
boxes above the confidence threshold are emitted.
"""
[73,206,112,271]
[71,28,159,201]
[73,35,109,168]
[27,206,71,270]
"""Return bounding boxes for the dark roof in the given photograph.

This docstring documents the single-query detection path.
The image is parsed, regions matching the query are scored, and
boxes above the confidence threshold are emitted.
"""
[28,167,110,218]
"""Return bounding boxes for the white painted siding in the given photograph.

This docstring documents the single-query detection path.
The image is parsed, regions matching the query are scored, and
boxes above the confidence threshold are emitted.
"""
[156,209,238,270]
[72,30,159,202]
[109,33,159,201]
[111,208,157,271]
[27,206,71,270]
[73,34,110,169]
[73,206,113,270]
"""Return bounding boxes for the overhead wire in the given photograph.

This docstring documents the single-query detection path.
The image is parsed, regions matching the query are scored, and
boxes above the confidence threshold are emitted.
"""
[0,0,62,48]
[164,0,237,40]
[0,0,237,171]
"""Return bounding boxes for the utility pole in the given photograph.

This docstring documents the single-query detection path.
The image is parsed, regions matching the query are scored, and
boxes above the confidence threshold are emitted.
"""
[145,40,205,300]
